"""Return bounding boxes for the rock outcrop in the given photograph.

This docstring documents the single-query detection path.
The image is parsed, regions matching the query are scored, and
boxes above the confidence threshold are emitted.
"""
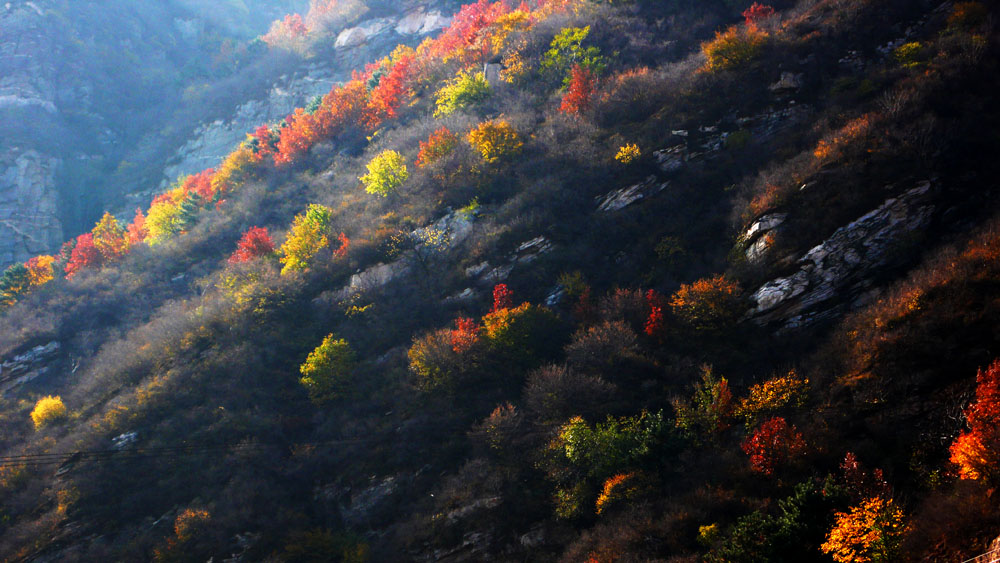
[750,181,934,328]
[0,150,63,265]
[0,340,60,393]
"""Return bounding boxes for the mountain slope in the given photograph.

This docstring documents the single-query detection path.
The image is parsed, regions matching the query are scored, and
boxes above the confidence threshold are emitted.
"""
[0,0,998,561]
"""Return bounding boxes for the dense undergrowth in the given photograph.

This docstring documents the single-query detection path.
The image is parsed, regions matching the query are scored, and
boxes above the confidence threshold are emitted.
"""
[0,0,999,560]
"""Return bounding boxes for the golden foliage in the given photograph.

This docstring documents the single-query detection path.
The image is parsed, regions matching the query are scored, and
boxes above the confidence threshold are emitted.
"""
[701,26,767,72]
[615,143,641,164]
[735,370,809,426]
[820,497,906,563]
[467,119,523,164]
[30,396,68,429]
[669,275,743,331]
[25,255,56,287]
[595,472,637,515]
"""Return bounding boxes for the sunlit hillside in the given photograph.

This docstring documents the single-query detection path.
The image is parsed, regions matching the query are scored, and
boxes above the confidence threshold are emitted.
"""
[0,0,999,560]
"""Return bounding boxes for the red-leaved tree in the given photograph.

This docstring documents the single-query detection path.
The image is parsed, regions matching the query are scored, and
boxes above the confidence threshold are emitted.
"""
[492,283,513,312]
[64,233,102,279]
[644,289,667,339]
[743,3,775,27]
[333,232,350,259]
[451,317,480,354]
[228,227,275,264]
[742,416,806,475]
[560,64,596,115]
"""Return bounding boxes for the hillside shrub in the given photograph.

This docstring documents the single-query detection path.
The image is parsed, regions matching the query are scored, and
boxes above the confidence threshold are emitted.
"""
[701,26,767,72]
[434,69,490,117]
[31,396,68,429]
[299,335,356,404]
[360,150,409,197]
[467,119,523,163]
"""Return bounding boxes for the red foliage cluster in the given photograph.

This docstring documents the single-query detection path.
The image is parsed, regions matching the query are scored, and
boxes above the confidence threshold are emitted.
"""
[365,51,417,129]
[643,289,666,338]
[181,168,217,201]
[64,234,102,279]
[450,317,480,353]
[742,416,806,475]
[492,283,513,313]
[250,125,280,163]
[560,64,597,115]
[263,14,309,47]
[128,208,148,245]
[424,0,510,64]
[333,232,350,259]
[228,227,275,264]
[743,3,775,27]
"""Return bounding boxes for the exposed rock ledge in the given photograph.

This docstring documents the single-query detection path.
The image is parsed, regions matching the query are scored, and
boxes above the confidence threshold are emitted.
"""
[750,181,934,328]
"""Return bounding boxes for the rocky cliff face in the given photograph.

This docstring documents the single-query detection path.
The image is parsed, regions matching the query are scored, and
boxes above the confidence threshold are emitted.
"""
[748,181,936,329]
[0,1,66,266]
[0,149,63,265]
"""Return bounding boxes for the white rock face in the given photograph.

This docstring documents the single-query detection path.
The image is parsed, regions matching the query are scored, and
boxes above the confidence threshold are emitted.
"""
[0,150,63,265]
[751,181,934,326]
[597,175,669,212]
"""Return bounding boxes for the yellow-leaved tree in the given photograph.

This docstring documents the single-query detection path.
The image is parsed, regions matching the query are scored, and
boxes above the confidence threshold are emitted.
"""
[31,396,68,429]
[299,334,356,404]
[280,204,333,275]
[467,119,523,164]
[360,150,409,197]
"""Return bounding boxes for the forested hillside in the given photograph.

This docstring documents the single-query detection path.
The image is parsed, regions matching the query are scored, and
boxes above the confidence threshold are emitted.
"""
[0,0,999,560]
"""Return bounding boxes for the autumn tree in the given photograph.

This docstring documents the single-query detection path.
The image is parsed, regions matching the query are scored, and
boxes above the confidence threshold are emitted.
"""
[280,204,333,274]
[742,3,775,27]
[30,396,68,429]
[643,289,667,339]
[673,366,734,442]
[360,150,409,197]
[64,233,102,279]
[546,411,665,518]
[25,255,56,287]
[541,26,606,86]
[415,127,459,168]
[0,264,31,308]
[560,64,597,115]
[701,26,768,72]
[742,416,806,475]
[91,212,129,262]
[820,497,906,563]
[669,275,743,332]
[949,359,1000,484]
[127,208,149,245]
[735,370,809,428]
[467,119,523,163]
[434,69,491,117]
[229,227,275,264]
[450,317,480,354]
[299,335,356,404]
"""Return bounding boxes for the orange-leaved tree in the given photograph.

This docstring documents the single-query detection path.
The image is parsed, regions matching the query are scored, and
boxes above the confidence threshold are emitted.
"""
[560,64,597,115]
[229,227,275,264]
[820,496,906,563]
[949,359,1000,484]
[670,275,743,332]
